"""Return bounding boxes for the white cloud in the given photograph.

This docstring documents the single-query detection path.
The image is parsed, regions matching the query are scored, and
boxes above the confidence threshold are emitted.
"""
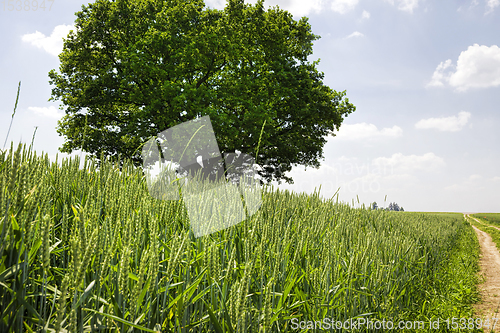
[427,59,453,87]
[486,0,500,13]
[443,183,466,191]
[373,152,446,173]
[445,174,486,192]
[468,174,483,181]
[274,153,446,202]
[344,31,364,39]
[335,123,403,140]
[450,44,500,90]
[207,0,324,16]
[415,111,471,132]
[331,0,359,14]
[398,0,419,12]
[28,106,64,119]
[22,24,74,56]
[207,0,359,17]
[204,0,227,9]
[428,44,500,91]
[361,10,371,19]
[268,0,324,16]
[492,176,500,182]
[385,0,420,13]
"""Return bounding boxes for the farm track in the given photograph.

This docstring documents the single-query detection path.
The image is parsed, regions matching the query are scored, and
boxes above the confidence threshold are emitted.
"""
[467,214,500,332]
[471,215,500,232]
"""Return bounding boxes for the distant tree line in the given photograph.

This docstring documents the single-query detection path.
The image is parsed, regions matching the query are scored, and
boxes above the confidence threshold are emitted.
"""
[370,202,404,212]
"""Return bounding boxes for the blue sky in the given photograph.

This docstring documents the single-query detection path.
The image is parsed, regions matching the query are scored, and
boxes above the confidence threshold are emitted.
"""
[1,0,499,212]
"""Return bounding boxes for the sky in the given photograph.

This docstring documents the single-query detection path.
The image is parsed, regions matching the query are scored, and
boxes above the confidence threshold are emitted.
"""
[1,0,499,212]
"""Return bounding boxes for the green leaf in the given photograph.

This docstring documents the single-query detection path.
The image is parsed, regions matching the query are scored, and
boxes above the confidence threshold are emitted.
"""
[0,262,26,282]
[74,280,96,309]
[202,300,223,333]
[83,308,159,332]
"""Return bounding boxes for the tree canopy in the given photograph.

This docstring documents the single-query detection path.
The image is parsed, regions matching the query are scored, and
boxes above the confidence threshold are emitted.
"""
[49,0,355,184]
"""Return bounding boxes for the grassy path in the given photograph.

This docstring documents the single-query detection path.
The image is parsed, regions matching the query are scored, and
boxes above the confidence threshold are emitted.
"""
[471,215,500,232]
[467,214,500,332]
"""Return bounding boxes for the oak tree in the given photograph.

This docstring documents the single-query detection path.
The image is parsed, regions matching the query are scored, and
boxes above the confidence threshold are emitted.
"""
[49,0,355,184]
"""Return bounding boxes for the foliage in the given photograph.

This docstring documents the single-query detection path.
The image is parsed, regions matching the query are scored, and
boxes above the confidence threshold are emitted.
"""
[387,202,403,211]
[417,219,480,321]
[370,201,404,211]
[0,143,480,332]
[48,0,356,184]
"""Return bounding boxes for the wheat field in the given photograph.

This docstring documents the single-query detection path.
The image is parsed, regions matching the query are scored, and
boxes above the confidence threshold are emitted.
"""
[0,142,480,332]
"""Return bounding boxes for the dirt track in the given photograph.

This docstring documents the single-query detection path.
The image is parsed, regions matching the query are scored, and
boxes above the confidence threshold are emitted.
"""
[467,214,500,332]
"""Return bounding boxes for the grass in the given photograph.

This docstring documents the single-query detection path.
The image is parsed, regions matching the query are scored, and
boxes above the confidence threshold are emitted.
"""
[472,213,500,227]
[0,142,482,332]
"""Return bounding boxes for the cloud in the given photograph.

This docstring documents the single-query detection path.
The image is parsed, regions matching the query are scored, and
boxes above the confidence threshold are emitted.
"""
[21,24,74,56]
[204,0,227,9]
[486,0,500,13]
[328,153,445,194]
[347,172,417,194]
[445,174,486,192]
[264,0,324,16]
[344,31,364,39]
[468,174,483,181]
[361,10,370,19]
[385,0,420,13]
[415,111,471,132]
[427,44,500,91]
[207,0,359,16]
[335,123,403,140]
[372,152,446,173]
[206,0,325,16]
[457,0,498,12]
[28,106,64,119]
[331,0,359,14]
[443,183,466,192]
[427,59,453,87]
[450,44,500,90]
[274,153,446,200]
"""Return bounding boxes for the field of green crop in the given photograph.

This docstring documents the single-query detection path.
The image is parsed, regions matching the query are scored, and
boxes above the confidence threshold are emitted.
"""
[472,213,500,226]
[0,143,481,332]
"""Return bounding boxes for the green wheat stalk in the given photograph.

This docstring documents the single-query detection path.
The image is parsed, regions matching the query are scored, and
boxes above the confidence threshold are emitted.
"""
[3,81,21,150]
